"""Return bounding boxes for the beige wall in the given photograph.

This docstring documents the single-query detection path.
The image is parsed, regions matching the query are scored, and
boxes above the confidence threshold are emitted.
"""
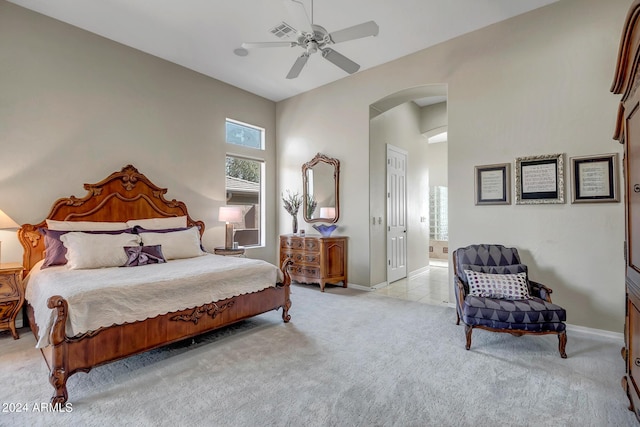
[420,102,447,136]
[0,1,278,264]
[277,0,628,332]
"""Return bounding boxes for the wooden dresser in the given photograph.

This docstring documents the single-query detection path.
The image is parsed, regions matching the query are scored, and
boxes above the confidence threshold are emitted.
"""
[612,1,640,420]
[0,262,24,339]
[279,234,347,292]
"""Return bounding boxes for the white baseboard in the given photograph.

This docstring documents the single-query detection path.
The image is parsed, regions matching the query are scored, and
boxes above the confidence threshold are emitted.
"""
[565,323,623,342]
[371,281,388,290]
[368,267,432,291]
[348,283,375,291]
[409,266,430,277]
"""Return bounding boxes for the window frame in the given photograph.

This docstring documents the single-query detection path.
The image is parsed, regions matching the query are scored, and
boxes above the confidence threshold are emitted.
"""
[225,118,265,151]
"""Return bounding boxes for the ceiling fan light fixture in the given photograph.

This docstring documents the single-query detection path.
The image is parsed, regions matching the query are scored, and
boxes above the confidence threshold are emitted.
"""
[242,0,378,79]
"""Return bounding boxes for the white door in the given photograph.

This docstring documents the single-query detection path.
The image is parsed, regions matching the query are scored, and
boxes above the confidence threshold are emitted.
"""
[387,144,408,283]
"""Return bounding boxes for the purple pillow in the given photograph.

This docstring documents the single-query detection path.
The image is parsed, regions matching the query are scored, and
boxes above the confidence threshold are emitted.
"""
[123,245,166,267]
[39,228,133,268]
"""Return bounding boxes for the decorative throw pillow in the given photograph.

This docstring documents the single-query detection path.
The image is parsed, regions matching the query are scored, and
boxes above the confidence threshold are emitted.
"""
[123,245,166,267]
[464,270,530,300]
[137,226,204,260]
[462,263,528,282]
[39,228,133,268]
[126,216,187,230]
[60,232,141,269]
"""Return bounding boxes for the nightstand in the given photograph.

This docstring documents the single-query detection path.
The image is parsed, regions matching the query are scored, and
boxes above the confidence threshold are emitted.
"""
[0,263,24,339]
[214,246,245,257]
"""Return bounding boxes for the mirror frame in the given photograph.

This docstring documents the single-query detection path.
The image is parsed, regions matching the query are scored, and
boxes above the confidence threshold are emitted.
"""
[302,153,340,223]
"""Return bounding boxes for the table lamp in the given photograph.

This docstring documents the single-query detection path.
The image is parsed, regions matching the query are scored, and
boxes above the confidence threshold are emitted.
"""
[218,206,243,250]
[0,209,20,264]
[319,207,335,219]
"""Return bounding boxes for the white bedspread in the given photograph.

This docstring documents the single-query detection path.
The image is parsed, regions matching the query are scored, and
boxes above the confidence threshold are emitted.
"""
[24,254,284,348]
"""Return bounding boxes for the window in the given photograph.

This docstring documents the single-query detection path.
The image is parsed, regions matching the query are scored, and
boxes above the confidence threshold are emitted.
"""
[226,119,264,150]
[429,186,448,241]
[224,118,265,247]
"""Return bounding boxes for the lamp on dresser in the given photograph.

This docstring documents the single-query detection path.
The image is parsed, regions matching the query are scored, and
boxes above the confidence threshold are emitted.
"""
[218,206,243,250]
[0,209,20,264]
[319,207,335,219]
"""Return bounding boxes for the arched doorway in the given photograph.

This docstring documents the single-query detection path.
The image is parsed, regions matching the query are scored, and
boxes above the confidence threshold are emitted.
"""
[369,84,449,304]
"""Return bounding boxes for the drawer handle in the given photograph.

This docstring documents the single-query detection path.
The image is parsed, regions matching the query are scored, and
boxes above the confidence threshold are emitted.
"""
[635,184,640,193]
[635,358,640,367]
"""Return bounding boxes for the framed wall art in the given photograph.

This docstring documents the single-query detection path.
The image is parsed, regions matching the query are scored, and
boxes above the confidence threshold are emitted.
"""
[515,153,565,204]
[474,163,511,205]
[570,153,619,203]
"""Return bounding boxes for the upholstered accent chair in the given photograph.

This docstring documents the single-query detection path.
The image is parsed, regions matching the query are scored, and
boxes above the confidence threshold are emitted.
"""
[453,244,567,358]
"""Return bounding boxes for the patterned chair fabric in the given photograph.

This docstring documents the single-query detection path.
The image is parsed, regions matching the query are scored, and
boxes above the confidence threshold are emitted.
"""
[453,244,567,358]
[462,296,566,332]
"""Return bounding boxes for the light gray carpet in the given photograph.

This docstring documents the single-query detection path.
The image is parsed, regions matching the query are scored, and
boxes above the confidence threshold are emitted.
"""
[0,284,636,427]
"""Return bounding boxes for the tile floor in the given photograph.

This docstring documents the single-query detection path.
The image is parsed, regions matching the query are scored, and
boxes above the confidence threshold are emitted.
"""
[374,259,451,306]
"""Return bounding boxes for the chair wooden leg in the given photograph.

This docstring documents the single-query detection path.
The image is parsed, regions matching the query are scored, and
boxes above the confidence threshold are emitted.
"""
[558,330,567,358]
[456,309,460,325]
[465,324,472,350]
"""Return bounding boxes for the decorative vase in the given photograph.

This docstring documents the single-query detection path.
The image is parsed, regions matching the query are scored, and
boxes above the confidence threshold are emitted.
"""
[313,224,337,237]
[292,216,298,234]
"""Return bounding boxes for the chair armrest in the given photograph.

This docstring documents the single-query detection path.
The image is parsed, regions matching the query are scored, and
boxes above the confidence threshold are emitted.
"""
[454,277,468,320]
[530,280,553,302]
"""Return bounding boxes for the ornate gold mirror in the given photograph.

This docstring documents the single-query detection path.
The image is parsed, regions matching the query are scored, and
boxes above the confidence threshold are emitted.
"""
[302,153,340,223]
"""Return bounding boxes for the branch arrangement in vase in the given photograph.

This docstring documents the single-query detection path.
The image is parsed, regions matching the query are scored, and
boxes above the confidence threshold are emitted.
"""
[282,190,302,234]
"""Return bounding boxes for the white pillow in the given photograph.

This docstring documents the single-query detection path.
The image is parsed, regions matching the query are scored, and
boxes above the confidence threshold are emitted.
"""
[46,219,129,231]
[464,270,530,300]
[139,227,204,260]
[126,216,187,230]
[60,232,141,269]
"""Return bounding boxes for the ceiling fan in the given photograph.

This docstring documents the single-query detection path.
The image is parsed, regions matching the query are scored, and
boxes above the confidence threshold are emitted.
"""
[241,0,379,79]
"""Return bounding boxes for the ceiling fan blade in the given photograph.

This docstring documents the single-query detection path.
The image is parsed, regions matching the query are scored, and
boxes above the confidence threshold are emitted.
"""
[329,21,379,44]
[283,0,313,35]
[241,41,296,49]
[286,54,309,79]
[321,48,360,74]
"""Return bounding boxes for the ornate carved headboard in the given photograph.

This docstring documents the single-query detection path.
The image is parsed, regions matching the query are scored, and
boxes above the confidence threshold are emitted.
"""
[18,165,205,273]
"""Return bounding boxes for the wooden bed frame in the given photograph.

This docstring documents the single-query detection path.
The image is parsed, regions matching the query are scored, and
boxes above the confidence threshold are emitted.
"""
[17,165,292,404]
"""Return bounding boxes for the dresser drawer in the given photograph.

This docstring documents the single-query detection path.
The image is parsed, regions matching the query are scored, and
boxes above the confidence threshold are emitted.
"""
[281,249,321,266]
[303,239,319,252]
[0,274,19,298]
[281,237,304,250]
[291,264,320,279]
[293,252,320,266]
[0,300,19,319]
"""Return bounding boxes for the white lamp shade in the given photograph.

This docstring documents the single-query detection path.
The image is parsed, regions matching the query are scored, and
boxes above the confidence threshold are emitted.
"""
[319,207,335,218]
[218,206,243,223]
[0,209,19,229]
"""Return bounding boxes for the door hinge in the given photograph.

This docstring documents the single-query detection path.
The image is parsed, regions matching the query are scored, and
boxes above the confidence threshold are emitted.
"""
[388,260,391,265]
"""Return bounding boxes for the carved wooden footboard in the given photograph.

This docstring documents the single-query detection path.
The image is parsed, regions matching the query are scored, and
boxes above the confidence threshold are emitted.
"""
[18,165,293,404]
[29,264,290,404]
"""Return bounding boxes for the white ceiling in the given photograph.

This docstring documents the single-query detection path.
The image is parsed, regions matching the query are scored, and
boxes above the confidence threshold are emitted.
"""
[8,0,559,102]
